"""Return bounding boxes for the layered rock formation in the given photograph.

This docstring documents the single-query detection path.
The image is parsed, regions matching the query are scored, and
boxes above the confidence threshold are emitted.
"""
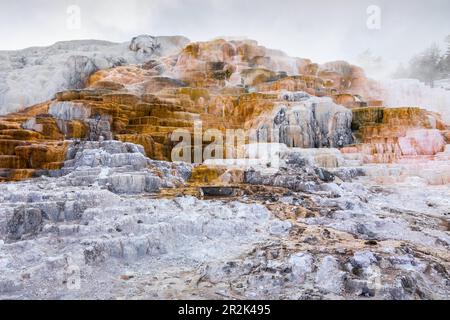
[248,92,354,148]
[0,140,449,299]
[0,36,190,115]
[0,37,377,180]
[345,106,447,164]
[0,35,449,300]
[0,102,69,182]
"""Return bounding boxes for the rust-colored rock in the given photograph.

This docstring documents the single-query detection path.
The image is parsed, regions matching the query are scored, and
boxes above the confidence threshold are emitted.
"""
[1,38,447,181]
[346,106,447,163]
[0,102,69,180]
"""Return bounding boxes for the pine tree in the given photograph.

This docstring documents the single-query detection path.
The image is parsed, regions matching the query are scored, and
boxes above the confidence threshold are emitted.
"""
[443,35,450,77]
[409,44,442,87]
[446,35,450,56]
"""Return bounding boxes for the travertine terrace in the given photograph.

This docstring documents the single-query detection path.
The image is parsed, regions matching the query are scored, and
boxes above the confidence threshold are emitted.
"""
[0,35,449,300]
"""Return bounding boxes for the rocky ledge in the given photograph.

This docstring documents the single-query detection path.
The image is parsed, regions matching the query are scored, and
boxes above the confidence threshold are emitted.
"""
[0,140,448,299]
[0,35,448,300]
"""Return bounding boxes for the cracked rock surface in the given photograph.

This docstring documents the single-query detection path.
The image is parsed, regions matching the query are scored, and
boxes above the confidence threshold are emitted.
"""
[0,141,449,299]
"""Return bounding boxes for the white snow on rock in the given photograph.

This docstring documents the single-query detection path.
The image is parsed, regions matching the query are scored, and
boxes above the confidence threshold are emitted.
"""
[381,79,450,124]
[0,36,190,115]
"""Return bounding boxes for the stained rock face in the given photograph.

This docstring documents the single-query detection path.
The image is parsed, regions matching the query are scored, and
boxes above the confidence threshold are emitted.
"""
[398,129,445,156]
[345,106,447,164]
[248,92,354,148]
[0,37,385,179]
[49,101,91,121]
[0,35,449,300]
[61,140,192,193]
[0,36,191,116]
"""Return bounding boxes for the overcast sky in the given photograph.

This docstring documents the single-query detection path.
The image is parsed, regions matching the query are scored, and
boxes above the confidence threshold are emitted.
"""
[1,0,449,67]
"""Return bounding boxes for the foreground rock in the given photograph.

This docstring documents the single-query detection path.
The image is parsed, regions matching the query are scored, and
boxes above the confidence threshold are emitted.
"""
[61,140,192,193]
[0,140,448,299]
[0,35,448,300]
[0,189,274,298]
